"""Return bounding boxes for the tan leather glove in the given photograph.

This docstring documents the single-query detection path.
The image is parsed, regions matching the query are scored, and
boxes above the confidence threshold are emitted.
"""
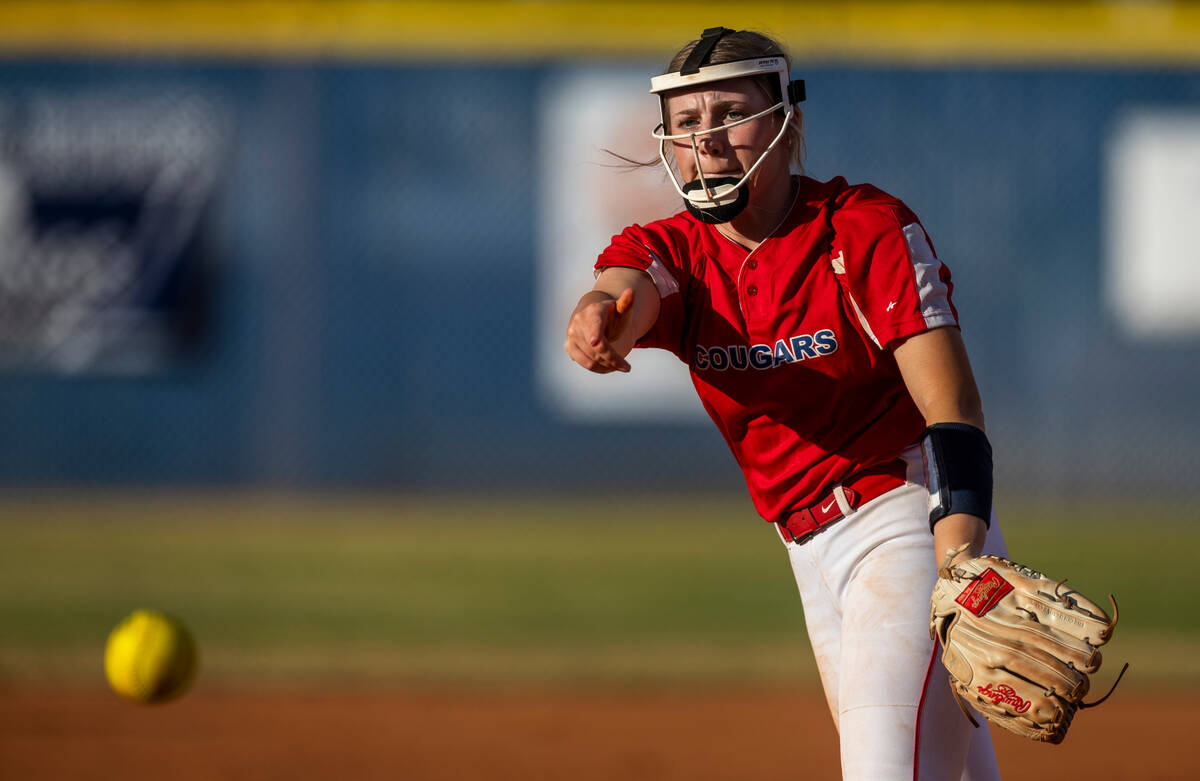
[930,548,1126,743]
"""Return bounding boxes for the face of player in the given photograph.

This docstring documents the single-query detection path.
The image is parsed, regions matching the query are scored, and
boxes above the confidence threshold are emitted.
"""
[661,77,790,202]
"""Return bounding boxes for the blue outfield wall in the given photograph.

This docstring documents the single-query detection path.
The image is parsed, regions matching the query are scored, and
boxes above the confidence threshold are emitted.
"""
[1,59,1198,498]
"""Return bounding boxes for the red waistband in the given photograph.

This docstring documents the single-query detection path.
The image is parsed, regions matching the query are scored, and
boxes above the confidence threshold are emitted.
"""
[776,458,909,544]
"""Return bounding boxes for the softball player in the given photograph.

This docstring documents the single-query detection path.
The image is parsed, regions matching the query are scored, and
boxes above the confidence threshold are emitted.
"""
[565,28,1008,780]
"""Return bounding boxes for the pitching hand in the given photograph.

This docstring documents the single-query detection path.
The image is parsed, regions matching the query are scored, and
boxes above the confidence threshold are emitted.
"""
[564,288,637,374]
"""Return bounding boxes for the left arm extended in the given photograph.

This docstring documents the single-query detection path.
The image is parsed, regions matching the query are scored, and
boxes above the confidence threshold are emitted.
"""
[892,326,989,568]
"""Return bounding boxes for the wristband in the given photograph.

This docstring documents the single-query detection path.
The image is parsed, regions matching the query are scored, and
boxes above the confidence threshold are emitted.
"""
[921,422,993,531]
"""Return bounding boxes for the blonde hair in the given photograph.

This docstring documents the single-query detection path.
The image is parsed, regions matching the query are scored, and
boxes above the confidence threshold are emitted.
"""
[665,29,806,172]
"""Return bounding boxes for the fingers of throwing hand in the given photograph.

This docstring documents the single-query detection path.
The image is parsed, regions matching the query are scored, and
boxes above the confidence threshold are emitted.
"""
[564,338,614,373]
[565,304,630,373]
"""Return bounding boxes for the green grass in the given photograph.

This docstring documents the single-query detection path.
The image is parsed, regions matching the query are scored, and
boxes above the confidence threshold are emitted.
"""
[0,492,1195,689]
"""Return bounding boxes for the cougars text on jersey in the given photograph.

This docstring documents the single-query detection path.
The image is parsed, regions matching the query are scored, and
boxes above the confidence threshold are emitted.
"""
[694,329,838,371]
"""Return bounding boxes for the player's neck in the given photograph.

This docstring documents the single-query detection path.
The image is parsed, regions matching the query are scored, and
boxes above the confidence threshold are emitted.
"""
[717,176,798,251]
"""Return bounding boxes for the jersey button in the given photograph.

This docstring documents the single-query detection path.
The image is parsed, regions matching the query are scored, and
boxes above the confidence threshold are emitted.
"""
[746,259,758,269]
[746,285,758,296]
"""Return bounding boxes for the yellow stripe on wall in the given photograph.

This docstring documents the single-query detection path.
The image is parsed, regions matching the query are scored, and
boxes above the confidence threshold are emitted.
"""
[1,1,1199,64]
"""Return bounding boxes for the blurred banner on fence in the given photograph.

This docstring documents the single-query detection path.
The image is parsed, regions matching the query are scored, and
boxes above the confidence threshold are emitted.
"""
[0,1,1198,502]
[0,89,228,373]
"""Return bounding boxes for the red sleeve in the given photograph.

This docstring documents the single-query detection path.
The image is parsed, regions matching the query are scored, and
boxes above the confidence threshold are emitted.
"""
[595,222,689,360]
[832,188,958,350]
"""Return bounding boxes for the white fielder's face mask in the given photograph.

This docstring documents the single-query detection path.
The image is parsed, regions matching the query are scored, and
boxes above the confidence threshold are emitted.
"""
[650,53,805,224]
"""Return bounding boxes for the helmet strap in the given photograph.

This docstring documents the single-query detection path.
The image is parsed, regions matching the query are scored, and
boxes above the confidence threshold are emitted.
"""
[679,27,734,75]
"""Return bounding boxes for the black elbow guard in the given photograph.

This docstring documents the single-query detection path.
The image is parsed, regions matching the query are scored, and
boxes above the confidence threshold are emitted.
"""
[921,423,993,532]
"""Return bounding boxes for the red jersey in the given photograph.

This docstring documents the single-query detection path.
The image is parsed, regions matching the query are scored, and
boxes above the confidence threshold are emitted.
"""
[595,176,958,524]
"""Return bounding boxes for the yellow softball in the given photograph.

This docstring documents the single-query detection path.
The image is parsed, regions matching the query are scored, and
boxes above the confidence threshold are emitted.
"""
[104,609,198,704]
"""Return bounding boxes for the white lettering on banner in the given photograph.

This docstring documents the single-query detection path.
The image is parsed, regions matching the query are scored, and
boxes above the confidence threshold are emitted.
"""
[0,90,231,372]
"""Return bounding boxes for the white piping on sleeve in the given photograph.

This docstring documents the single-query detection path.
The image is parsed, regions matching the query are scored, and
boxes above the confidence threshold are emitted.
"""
[643,251,680,298]
[902,223,955,330]
[830,247,883,349]
[845,289,883,349]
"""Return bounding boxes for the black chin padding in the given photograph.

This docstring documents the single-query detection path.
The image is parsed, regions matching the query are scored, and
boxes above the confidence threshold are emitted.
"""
[682,177,750,224]
[679,27,734,75]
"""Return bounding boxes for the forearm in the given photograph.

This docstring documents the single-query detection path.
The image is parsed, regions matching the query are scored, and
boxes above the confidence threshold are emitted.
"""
[893,327,992,566]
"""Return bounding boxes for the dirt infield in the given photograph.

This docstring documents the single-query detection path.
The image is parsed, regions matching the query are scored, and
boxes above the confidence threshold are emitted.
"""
[0,686,1186,780]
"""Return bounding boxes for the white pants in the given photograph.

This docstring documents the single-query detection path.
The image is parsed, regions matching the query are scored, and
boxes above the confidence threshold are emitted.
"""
[782,450,1006,780]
